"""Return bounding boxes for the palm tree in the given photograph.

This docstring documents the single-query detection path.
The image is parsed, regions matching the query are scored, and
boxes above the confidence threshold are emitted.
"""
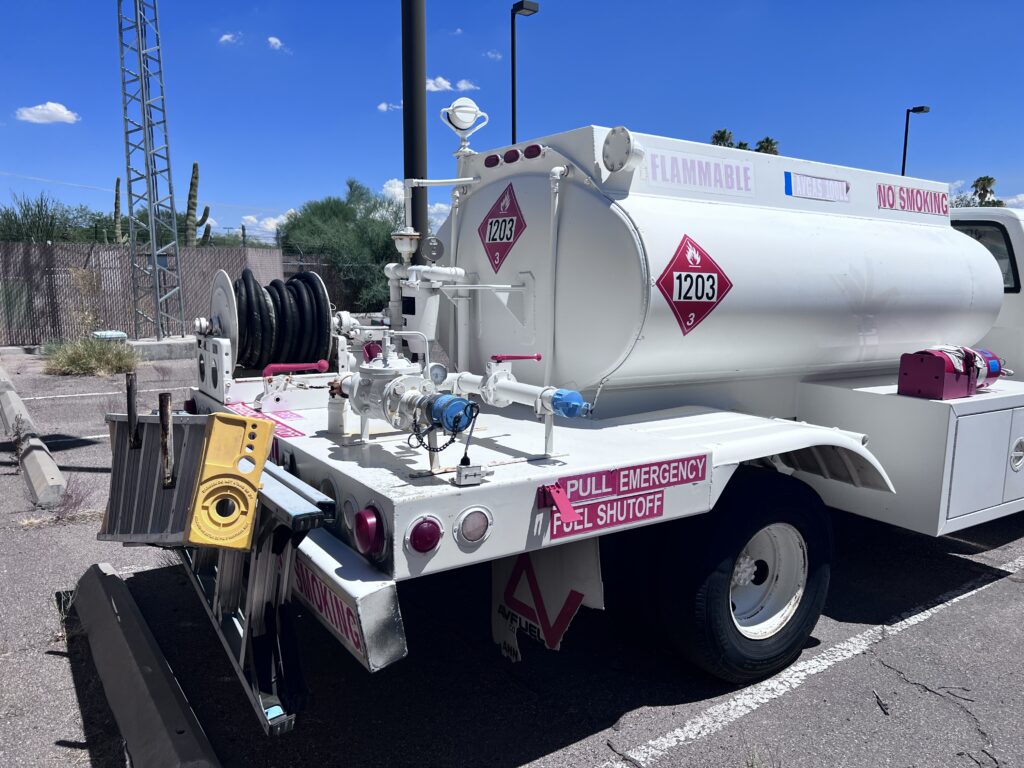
[972,176,996,204]
[754,136,779,155]
[710,129,735,147]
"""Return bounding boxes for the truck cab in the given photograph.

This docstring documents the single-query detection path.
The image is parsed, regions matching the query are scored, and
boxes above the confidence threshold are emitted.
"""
[952,207,1024,365]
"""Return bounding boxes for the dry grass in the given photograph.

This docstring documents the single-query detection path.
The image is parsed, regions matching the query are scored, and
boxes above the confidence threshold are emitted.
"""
[43,338,137,376]
[19,477,103,528]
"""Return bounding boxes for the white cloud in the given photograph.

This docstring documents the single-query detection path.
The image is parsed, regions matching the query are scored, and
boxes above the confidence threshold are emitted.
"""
[241,209,295,237]
[382,178,405,203]
[452,27,463,35]
[428,202,451,231]
[218,32,241,45]
[15,102,80,124]
[484,49,502,60]
[267,36,284,50]
[456,79,479,92]
[425,76,453,92]
[948,179,967,194]
[1005,193,1024,208]
[204,216,219,229]
[377,101,402,112]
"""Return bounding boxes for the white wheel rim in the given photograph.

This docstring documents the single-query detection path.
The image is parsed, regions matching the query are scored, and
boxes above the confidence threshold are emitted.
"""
[730,522,808,640]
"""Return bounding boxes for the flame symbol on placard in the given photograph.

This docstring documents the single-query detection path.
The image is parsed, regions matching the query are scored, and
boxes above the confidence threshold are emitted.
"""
[500,190,511,213]
[686,243,701,267]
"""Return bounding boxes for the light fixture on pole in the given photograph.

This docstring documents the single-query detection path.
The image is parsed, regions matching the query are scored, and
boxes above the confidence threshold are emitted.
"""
[901,105,930,176]
[511,1,539,144]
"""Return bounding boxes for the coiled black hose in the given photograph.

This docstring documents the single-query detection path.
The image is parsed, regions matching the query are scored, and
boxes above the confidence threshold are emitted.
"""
[232,268,332,369]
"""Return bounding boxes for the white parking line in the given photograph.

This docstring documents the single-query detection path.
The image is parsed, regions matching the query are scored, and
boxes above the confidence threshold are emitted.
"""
[22,386,190,401]
[599,554,1024,768]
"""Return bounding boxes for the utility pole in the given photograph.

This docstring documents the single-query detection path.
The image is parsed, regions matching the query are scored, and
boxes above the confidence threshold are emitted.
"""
[117,0,187,339]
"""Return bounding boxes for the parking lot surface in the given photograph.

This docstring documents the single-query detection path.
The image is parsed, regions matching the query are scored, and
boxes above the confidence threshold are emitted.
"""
[1,349,1023,768]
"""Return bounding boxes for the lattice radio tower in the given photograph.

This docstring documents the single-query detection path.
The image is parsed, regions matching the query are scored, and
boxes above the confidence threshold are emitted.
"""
[117,0,186,340]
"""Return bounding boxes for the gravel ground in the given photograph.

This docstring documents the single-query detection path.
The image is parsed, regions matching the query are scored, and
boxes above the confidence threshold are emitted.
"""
[1,348,1023,768]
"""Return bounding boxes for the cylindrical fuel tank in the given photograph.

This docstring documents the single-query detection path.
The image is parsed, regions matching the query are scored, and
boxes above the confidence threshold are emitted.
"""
[447,171,1003,393]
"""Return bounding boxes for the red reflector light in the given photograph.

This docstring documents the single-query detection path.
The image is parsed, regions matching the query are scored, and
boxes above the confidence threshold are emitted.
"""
[408,516,443,554]
[484,154,500,168]
[503,149,521,164]
[354,506,386,558]
[523,144,542,159]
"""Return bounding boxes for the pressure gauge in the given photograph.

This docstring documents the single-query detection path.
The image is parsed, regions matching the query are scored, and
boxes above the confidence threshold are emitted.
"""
[428,362,448,387]
[422,235,445,263]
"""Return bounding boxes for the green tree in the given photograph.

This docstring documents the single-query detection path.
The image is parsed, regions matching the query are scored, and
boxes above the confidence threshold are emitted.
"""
[971,176,1005,207]
[277,180,402,311]
[754,136,779,155]
[711,129,735,147]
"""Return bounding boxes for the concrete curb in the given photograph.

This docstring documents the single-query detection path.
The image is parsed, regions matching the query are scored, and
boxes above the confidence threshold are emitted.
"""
[0,369,67,507]
[129,335,197,362]
[74,563,221,768]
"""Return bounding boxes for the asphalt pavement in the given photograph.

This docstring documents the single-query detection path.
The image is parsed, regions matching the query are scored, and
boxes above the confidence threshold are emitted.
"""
[1,348,1023,767]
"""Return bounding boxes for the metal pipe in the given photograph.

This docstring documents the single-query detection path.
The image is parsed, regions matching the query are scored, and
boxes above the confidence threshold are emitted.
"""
[126,372,140,449]
[544,166,567,387]
[401,0,427,263]
[511,7,517,143]
[158,392,174,487]
[901,109,911,176]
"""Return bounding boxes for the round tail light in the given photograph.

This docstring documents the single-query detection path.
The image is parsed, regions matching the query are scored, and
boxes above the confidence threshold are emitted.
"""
[407,516,443,554]
[484,154,500,168]
[503,148,521,164]
[354,505,386,558]
[455,507,492,545]
[523,144,542,159]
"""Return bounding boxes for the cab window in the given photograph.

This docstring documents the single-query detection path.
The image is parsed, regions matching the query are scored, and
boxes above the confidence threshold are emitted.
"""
[952,220,1020,293]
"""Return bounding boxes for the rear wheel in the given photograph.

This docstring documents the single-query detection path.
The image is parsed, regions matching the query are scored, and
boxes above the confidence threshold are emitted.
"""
[660,469,831,683]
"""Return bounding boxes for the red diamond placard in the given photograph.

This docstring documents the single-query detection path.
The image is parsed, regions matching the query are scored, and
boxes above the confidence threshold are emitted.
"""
[656,235,733,335]
[477,183,527,273]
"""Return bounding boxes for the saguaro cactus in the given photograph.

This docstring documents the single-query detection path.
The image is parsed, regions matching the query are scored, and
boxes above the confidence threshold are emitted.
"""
[184,162,210,246]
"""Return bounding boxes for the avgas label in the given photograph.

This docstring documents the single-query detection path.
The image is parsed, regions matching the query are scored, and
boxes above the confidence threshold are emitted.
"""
[477,183,527,273]
[550,454,709,540]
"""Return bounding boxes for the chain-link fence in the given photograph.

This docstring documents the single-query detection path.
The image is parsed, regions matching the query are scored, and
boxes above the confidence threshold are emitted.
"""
[0,242,284,346]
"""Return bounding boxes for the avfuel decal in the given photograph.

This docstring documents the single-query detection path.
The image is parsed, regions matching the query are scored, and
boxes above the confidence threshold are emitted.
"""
[549,454,709,539]
[656,235,733,335]
[477,183,527,273]
[876,183,949,217]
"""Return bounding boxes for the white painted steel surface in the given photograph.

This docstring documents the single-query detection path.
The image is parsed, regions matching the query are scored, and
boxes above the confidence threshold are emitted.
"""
[442,127,1003,395]
[194,386,889,581]
[730,523,808,640]
[798,376,1024,535]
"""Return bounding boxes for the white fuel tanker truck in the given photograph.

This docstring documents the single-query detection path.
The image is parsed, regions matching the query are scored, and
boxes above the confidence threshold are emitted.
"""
[99,98,1024,734]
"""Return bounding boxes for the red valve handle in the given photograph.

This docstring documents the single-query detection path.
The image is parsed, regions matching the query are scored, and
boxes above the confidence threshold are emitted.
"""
[263,359,329,378]
[490,353,543,362]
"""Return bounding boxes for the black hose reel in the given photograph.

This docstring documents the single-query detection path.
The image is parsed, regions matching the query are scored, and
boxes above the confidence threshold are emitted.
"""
[231,268,332,370]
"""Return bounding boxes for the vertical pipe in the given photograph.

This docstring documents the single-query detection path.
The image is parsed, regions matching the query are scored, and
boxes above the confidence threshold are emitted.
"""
[901,109,910,176]
[126,372,140,449]
[511,9,517,144]
[402,0,428,263]
[159,392,174,487]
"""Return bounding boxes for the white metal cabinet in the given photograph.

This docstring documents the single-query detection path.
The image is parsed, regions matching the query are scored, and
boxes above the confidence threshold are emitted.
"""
[1003,408,1024,503]
[797,377,1024,536]
[947,411,1012,519]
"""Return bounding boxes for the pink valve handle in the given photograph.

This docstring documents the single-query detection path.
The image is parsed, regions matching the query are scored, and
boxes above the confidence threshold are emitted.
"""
[539,482,582,524]
[262,359,329,378]
[491,353,543,362]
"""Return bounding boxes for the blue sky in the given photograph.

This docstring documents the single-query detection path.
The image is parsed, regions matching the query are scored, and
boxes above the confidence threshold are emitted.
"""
[1,0,1022,238]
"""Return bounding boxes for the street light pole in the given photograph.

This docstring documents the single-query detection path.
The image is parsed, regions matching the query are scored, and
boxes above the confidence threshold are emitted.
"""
[901,105,930,176]
[511,1,538,144]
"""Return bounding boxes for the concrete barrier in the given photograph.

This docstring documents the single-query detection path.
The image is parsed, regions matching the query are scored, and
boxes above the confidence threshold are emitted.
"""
[0,370,67,506]
[129,335,198,362]
[74,563,221,768]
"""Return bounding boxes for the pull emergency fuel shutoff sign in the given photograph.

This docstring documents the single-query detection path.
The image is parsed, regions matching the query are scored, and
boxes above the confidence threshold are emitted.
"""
[657,234,733,335]
[478,183,527,273]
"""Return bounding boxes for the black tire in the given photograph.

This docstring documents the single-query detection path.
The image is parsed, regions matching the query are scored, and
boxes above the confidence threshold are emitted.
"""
[659,468,832,684]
